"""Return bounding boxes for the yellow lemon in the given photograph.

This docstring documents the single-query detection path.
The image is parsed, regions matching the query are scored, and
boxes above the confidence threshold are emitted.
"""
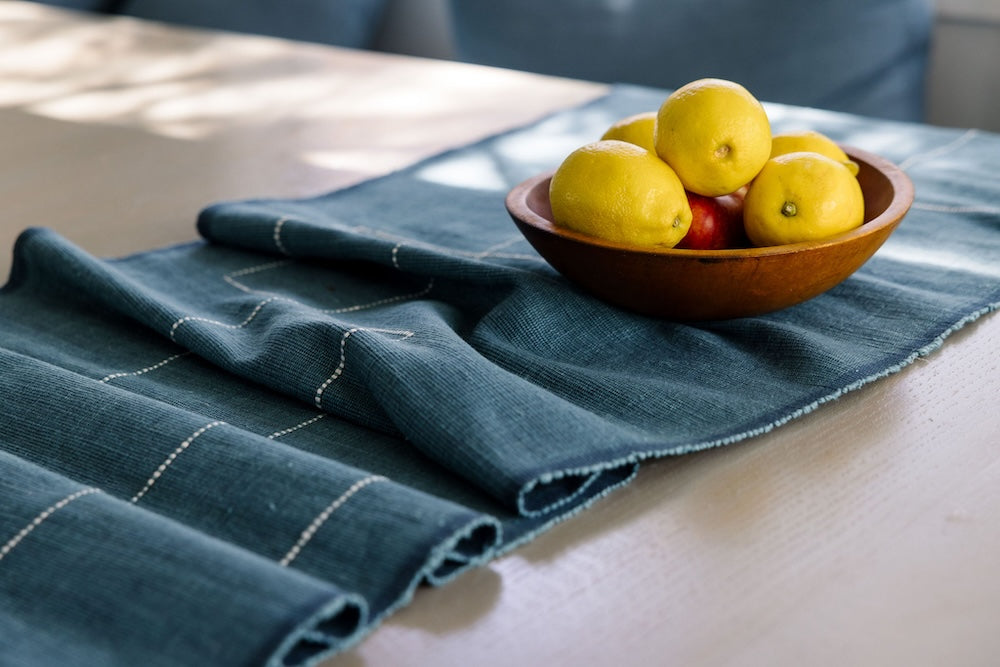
[654,78,771,196]
[743,151,865,246]
[771,130,859,176]
[600,111,657,152]
[549,140,692,248]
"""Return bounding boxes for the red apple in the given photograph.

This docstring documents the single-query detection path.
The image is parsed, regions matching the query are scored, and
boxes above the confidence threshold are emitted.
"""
[676,191,749,250]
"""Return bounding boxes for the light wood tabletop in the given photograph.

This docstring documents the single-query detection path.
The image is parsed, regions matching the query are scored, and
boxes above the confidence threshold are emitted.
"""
[2,4,998,666]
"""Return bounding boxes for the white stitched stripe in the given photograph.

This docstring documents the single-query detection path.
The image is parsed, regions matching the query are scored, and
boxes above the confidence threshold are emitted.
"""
[131,421,224,503]
[314,327,413,409]
[898,128,978,170]
[322,279,434,314]
[0,487,101,563]
[381,229,541,266]
[391,242,403,269]
[911,201,1000,215]
[173,259,432,342]
[169,297,281,340]
[279,475,388,567]
[273,216,291,256]
[474,235,525,258]
[171,286,428,341]
[227,260,292,278]
[223,260,292,294]
[314,328,359,408]
[99,352,191,383]
[267,413,327,439]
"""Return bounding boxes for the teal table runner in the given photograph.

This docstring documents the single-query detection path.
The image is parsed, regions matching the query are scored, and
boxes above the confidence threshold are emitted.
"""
[2,85,999,666]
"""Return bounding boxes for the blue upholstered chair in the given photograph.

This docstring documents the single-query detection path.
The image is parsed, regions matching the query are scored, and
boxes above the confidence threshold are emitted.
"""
[115,0,391,49]
[448,0,934,121]
[29,0,934,121]
[30,0,117,9]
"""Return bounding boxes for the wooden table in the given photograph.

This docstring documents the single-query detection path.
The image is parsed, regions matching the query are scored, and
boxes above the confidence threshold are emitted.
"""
[3,4,998,666]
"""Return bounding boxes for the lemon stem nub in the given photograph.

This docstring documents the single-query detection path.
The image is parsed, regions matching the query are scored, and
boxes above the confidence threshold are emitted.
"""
[781,201,797,217]
[672,216,682,228]
[714,144,731,159]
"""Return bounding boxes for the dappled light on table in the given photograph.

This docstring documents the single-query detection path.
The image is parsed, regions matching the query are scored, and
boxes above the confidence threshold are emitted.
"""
[0,2,602,279]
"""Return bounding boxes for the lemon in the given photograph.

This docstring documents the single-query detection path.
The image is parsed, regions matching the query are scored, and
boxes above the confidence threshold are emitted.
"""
[743,151,865,246]
[654,78,771,197]
[549,140,692,248]
[600,111,657,152]
[771,130,859,176]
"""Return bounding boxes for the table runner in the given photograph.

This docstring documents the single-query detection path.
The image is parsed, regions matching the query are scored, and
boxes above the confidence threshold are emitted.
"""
[2,84,998,666]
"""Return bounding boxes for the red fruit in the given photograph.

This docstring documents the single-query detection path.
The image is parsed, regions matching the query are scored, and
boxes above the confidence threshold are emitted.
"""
[676,191,749,250]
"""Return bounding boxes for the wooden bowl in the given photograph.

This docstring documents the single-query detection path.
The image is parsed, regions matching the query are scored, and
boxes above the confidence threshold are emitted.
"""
[505,146,914,320]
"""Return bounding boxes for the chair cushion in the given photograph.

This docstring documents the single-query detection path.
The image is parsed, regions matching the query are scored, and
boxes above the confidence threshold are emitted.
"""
[449,0,933,121]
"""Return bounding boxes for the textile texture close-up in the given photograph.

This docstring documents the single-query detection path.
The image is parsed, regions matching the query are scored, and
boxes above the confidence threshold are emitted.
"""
[1,85,999,666]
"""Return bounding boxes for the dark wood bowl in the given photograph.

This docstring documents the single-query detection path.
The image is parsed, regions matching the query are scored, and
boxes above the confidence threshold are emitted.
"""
[505,146,914,320]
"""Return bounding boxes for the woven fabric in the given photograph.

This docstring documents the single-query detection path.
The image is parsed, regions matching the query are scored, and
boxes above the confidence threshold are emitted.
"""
[2,85,999,666]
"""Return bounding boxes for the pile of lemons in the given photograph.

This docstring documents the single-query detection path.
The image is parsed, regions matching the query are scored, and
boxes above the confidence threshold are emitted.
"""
[549,78,864,249]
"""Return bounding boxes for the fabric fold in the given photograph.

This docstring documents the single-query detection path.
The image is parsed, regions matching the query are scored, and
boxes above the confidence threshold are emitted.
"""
[6,227,648,516]
[0,451,366,667]
[0,345,503,612]
[2,84,1000,666]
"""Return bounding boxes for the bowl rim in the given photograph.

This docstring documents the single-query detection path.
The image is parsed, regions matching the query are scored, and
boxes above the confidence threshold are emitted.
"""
[506,145,914,258]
